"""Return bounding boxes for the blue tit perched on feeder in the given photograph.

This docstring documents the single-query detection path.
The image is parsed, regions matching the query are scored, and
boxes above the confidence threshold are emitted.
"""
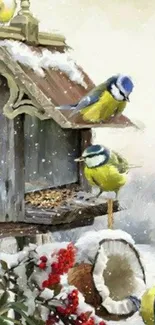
[75,144,140,229]
[0,0,16,23]
[140,287,155,325]
[68,74,134,122]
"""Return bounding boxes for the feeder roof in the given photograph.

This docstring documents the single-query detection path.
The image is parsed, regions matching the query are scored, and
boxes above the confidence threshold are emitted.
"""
[0,41,137,129]
[0,0,140,129]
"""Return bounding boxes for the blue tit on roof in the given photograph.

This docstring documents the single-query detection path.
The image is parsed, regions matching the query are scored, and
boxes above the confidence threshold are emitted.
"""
[0,0,16,24]
[75,144,140,228]
[59,74,134,123]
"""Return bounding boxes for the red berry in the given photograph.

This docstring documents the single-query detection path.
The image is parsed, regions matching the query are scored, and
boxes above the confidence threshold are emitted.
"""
[39,262,46,269]
[42,280,49,288]
[48,274,60,285]
[65,307,72,315]
[78,313,88,322]
[57,306,66,314]
[40,255,48,262]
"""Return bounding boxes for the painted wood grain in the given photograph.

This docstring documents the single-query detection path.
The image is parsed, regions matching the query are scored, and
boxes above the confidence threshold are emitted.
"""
[0,75,25,222]
[24,116,81,192]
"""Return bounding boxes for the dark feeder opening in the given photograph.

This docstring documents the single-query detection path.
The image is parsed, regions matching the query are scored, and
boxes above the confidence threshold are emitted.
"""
[24,114,81,206]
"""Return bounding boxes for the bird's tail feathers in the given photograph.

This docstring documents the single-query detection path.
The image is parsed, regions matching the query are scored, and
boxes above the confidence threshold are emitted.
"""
[55,104,78,116]
[129,164,142,169]
[131,119,146,131]
[55,105,72,111]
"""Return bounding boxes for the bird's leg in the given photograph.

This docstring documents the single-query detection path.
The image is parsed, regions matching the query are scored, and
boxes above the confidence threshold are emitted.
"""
[96,189,103,198]
[107,199,114,229]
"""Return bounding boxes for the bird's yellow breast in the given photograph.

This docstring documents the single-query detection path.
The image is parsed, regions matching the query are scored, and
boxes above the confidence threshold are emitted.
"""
[140,287,155,325]
[0,0,16,22]
[84,164,126,192]
[81,90,126,122]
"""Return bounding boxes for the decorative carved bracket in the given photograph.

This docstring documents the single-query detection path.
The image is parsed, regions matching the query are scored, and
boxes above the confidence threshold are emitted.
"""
[1,73,46,120]
[0,46,71,126]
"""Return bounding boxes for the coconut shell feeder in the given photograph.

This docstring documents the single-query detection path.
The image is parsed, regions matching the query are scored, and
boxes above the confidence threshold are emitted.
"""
[68,229,146,321]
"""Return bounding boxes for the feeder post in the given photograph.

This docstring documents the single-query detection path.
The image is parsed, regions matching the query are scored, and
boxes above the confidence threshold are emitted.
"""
[0,77,25,222]
[79,129,92,192]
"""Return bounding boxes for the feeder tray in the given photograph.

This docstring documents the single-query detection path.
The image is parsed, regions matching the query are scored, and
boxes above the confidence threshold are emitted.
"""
[68,230,146,321]
[25,186,120,227]
[25,187,79,209]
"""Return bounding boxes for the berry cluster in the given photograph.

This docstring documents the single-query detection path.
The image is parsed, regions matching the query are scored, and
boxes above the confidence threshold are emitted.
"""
[41,243,76,288]
[57,289,79,315]
[52,243,76,274]
[39,243,107,325]
[75,313,106,325]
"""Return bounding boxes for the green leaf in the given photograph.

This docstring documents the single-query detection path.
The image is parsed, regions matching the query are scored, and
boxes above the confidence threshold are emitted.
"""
[1,276,9,290]
[29,316,44,325]
[0,305,10,316]
[0,292,9,308]
[0,315,21,324]
[0,261,8,272]
[50,283,62,295]
[0,282,5,291]
[25,262,34,280]
[9,304,37,325]
[10,302,28,312]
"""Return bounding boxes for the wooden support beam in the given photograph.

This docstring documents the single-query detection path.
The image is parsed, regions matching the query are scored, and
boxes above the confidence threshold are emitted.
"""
[79,129,92,192]
[0,76,25,222]
[0,200,121,238]
[25,199,120,225]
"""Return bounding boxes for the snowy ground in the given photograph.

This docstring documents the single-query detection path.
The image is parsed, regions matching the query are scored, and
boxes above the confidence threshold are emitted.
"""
[108,244,155,325]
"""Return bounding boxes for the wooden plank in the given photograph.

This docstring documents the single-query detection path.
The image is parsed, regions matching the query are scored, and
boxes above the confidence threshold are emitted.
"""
[0,27,67,48]
[0,218,94,238]
[25,199,120,225]
[79,129,92,192]
[0,75,25,222]
[58,108,139,129]
[24,116,81,192]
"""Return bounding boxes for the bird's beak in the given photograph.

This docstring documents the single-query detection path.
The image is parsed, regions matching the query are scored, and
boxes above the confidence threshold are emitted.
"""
[126,96,130,102]
[74,156,84,162]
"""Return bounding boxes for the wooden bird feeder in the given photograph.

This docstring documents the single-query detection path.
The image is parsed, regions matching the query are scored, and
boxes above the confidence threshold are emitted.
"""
[0,0,136,236]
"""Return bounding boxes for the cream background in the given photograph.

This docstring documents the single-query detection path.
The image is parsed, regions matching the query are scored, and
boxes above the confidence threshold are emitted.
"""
[23,0,155,243]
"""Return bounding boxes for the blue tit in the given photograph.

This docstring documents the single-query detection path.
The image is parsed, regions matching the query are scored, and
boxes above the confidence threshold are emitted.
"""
[75,144,139,228]
[140,287,155,325]
[63,74,134,123]
[0,0,16,23]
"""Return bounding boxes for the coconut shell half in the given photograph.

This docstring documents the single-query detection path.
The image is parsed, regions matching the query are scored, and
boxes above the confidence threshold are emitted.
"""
[68,238,146,321]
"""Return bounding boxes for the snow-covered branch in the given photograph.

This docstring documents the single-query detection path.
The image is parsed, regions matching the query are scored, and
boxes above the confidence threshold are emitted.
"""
[0,242,106,325]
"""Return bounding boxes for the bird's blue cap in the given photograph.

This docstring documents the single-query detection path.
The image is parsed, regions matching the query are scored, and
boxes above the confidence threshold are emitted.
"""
[82,144,110,158]
[117,75,134,96]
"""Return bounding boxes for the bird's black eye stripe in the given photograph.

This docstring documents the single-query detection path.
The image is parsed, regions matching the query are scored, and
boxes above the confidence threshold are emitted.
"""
[119,90,125,98]
[111,82,125,98]
[115,84,125,97]
[85,152,104,158]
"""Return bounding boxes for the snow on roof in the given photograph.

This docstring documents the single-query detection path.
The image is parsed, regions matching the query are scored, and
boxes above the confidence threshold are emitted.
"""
[0,39,87,88]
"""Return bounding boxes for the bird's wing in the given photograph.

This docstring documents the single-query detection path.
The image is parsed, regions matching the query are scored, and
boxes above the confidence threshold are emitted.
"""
[68,82,108,118]
[109,151,129,174]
